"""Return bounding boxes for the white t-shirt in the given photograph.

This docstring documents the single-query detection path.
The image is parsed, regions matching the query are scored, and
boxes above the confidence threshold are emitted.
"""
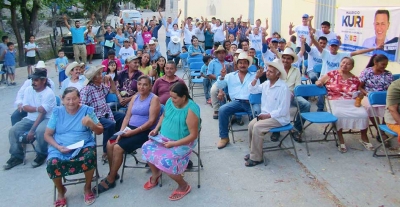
[212,25,225,42]
[119,47,135,62]
[315,29,337,42]
[170,29,182,38]
[294,25,311,47]
[23,86,56,121]
[194,27,205,41]
[249,34,262,52]
[24,42,38,57]
[183,28,196,45]
[262,50,278,71]
[320,50,351,76]
[15,78,55,107]
[306,47,323,72]
[68,81,84,92]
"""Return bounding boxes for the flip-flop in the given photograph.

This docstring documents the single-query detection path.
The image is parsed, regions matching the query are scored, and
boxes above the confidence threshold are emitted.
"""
[169,185,191,201]
[83,192,96,206]
[143,174,162,190]
[54,198,67,207]
[338,144,347,153]
[359,140,374,151]
[245,159,263,167]
[244,154,250,161]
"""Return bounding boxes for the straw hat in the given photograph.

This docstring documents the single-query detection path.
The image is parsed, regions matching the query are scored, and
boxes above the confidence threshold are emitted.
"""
[266,59,287,80]
[83,66,103,85]
[236,52,253,66]
[65,62,80,77]
[213,45,227,55]
[281,48,298,63]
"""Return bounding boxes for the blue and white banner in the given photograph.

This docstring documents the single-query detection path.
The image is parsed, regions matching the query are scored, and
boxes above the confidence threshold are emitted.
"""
[335,7,400,62]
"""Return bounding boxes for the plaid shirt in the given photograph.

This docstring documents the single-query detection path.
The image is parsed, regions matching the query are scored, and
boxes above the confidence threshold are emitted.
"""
[80,83,114,121]
[117,69,143,97]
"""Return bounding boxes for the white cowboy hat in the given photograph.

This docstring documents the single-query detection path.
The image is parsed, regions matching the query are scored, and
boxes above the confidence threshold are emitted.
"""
[35,61,46,68]
[148,40,156,45]
[65,62,80,77]
[234,49,244,54]
[213,45,227,55]
[281,47,298,63]
[266,59,287,80]
[236,52,253,66]
[171,36,180,44]
[83,66,104,86]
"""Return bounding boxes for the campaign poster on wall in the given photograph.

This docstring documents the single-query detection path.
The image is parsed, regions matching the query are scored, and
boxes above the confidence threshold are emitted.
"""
[335,7,400,62]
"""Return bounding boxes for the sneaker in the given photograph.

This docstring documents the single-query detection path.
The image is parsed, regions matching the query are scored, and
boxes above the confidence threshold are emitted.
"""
[31,155,46,168]
[3,157,23,170]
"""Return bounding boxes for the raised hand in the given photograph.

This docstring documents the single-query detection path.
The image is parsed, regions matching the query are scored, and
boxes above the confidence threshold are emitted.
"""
[255,68,263,79]
[220,64,227,78]
[289,22,294,29]
[376,44,384,50]
[308,15,314,21]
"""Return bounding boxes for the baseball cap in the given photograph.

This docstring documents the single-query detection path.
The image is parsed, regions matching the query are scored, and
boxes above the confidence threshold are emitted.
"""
[328,39,340,46]
[278,38,286,43]
[271,38,279,43]
[302,14,309,18]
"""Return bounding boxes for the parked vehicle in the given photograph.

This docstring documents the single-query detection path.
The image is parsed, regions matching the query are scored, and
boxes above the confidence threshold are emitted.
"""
[119,10,142,25]
[61,26,109,59]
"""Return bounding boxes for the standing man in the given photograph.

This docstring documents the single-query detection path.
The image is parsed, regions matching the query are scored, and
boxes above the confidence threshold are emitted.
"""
[160,9,182,47]
[308,18,339,42]
[0,35,9,83]
[246,27,263,53]
[302,36,327,84]
[289,14,311,66]
[63,14,94,63]
[208,46,228,119]
[4,68,56,170]
[194,21,206,49]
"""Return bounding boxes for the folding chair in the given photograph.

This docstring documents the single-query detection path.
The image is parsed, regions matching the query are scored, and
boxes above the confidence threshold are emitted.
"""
[106,93,118,111]
[294,85,339,156]
[393,74,400,81]
[188,62,204,97]
[248,93,298,165]
[369,91,400,174]
[54,132,100,200]
[228,94,254,143]
[183,57,202,80]
[205,49,212,55]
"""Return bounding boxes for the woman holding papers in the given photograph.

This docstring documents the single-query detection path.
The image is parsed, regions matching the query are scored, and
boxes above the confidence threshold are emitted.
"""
[141,82,200,201]
[94,75,161,194]
[44,87,104,207]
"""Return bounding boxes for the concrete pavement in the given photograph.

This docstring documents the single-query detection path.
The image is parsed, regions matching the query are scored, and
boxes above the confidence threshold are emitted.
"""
[0,12,399,207]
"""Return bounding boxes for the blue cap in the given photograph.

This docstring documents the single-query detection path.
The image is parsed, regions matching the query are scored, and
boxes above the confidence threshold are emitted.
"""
[278,38,286,43]
[302,14,309,18]
[328,39,340,46]
[271,38,279,43]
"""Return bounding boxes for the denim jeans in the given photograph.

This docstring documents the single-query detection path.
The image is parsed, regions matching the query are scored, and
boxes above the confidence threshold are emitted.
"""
[11,109,27,126]
[291,96,311,132]
[203,78,212,100]
[317,95,325,112]
[99,111,125,153]
[306,70,320,84]
[165,36,171,49]
[218,101,252,138]
[167,55,181,66]
[104,47,112,59]
[9,118,49,159]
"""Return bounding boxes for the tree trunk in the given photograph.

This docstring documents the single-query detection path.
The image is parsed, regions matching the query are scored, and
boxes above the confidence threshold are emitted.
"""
[20,0,30,42]
[30,0,41,36]
[9,2,25,66]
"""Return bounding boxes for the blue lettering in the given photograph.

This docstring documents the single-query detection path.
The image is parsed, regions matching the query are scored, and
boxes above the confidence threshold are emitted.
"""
[313,57,322,63]
[326,61,339,68]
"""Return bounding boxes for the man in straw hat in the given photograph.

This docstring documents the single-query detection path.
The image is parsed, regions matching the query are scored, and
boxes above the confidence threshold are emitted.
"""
[80,66,125,161]
[208,45,228,119]
[11,61,55,126]
[245,58,291,166]
[4,67,56,170]
[167,36,181,65]
[215,52,256,149]
[270,48,311,142]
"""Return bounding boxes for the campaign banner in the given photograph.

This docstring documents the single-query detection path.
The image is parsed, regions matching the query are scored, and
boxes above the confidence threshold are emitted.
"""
[335,7,400,62]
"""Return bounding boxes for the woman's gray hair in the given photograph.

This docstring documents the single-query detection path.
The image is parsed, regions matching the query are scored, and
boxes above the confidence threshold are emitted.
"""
[62,87,81,99]
[137,75,152,85]
[341,56,355,66]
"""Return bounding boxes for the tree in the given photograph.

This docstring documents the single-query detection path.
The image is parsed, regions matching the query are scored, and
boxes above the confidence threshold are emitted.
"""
[3,0,42,66]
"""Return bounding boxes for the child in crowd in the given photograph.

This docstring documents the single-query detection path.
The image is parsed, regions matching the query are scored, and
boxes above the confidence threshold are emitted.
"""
[136,50,143,57]
[142,44,150,53]
[201,55,212,104]
[0,35,9,83]
[118,38,135,65]
[210,42,220,58]
[104,60,118,87]
[2,42,16,85]
[24,35,38,77]
[181,45,188,68]
[55,49,69,89]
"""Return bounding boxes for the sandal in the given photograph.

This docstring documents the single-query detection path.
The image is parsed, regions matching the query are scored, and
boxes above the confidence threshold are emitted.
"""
[290,130,302,143]
[270,132,280,142]
[54,198,67,207]
[143,174,162,190]
[92,178,116,194]
[169,185,191,201]
[245,159,263,167]
[244,154,250,161]
[83,192,96,206]
[236,119,244,126]
[338,144,347,153]
[359,140,375,151]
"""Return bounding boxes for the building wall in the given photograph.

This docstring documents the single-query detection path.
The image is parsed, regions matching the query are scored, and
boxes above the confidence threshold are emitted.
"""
[178,0,400,74]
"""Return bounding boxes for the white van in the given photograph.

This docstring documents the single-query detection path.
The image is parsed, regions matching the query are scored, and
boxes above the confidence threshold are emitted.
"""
[119,10,142,25]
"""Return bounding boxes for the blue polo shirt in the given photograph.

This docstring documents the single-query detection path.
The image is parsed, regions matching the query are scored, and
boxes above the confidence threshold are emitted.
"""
[204,31,214,48]
[146,20,163,39]
[70,27,86,44]
[207,59,227,83]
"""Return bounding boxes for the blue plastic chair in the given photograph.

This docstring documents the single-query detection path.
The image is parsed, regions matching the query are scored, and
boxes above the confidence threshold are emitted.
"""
[368,91,399,174]
[392,74,400,81]
[301,76,309,85]
[205,49,212,55]
[294,84,339,156]
[56,96,61,106]
[313,64,322,73]
[248,65,258,72]
[106,93,119,111]
[228,94,254,143]
[248,93,299,164]
[179,52,189,68]
[189,62,205,98]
